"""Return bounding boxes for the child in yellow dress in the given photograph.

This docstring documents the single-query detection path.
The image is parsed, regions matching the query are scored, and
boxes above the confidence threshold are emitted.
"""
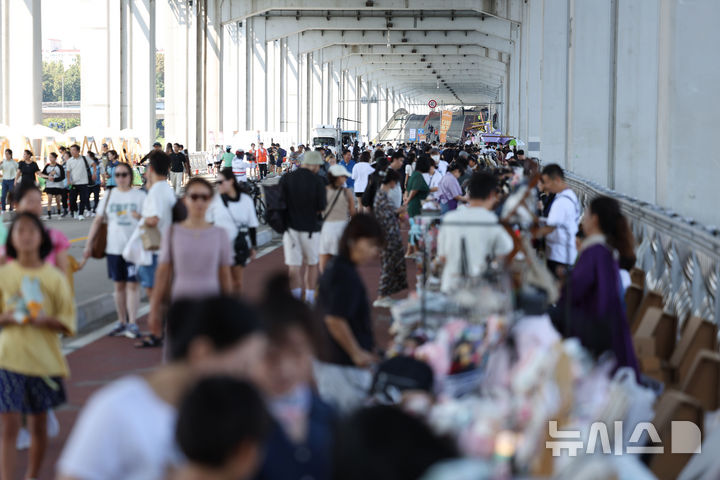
[0,212,76,480]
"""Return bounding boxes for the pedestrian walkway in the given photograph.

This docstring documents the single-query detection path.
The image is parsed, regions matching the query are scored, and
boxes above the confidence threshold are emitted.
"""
[14,240,417,479]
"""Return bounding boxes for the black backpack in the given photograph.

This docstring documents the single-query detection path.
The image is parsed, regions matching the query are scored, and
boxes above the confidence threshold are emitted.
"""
[263,182,288,234]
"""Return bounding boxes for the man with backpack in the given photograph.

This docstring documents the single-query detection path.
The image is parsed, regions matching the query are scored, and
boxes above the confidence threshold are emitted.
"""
[66,144,93,220]
[276,150,327,304]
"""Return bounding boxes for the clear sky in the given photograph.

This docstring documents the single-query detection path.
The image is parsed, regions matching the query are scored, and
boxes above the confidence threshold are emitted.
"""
[42,0,165,51]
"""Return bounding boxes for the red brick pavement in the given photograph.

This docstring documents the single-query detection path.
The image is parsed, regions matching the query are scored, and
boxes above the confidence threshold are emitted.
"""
[13,242,417,480]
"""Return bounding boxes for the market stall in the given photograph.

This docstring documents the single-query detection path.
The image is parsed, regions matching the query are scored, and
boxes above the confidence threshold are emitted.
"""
[377,178,659,479]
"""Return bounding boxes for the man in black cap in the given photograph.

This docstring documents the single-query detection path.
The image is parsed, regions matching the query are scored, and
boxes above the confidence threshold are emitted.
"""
[139,141,163,165]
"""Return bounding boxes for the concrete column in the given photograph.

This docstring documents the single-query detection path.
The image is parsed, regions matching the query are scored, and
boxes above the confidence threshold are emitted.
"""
[330,61,341,126]
[359,77,368,141]
[248,16,266,132]
[539,0,569,167]
[81,0,122,131]
[302,53,312,143]
[507,24,521,137]
[165,0,196,148]
[2,0,41,127]
[127,0,156,149]
[284,34,300,143]
[221,20,243,137]
[613,0,659,203]
[566,0,613,182]
[524,0,543,157]
[310,52,323,130]
[656,0,720,225]
[368,81,378,141]
[266,39,279,133]
[322,61,330,124]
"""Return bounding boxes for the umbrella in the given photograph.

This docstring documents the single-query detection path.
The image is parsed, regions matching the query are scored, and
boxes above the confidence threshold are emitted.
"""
[0,124,19,138]
[65,125,88,138]
[26,124,63,139]
[119,128,140,139]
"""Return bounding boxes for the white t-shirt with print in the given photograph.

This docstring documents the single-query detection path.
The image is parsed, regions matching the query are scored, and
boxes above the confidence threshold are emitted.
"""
[97,188,147,255]
[438,206,514,293]
[545,188,580,265]
[57,376,181,480]
[142,180,176,235]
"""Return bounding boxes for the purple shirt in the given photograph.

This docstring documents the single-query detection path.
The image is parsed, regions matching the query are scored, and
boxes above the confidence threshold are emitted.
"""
[438,173,462,210]
[159,225,232,300]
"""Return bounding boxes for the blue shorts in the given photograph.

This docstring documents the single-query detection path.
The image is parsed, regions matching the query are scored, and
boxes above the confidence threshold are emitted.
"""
[106,254,138,282]
[0,369,66,414]
[137,253,158,288]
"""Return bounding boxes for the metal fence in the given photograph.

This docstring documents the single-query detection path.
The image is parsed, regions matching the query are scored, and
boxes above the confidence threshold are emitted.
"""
[566,172,720,325]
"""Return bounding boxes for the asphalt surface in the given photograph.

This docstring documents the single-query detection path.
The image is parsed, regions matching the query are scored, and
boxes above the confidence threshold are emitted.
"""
[9,224,417,479]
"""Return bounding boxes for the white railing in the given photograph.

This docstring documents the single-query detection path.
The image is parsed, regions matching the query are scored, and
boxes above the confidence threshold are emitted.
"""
[566,172,720,324]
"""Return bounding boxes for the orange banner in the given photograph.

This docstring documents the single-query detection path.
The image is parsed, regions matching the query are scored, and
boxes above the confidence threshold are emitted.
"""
[439,110,453,143]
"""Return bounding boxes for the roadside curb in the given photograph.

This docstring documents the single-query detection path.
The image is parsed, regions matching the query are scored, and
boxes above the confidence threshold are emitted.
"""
[75,227,276,333]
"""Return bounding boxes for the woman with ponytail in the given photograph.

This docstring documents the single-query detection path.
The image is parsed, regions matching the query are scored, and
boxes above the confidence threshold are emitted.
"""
[551,195,639,376]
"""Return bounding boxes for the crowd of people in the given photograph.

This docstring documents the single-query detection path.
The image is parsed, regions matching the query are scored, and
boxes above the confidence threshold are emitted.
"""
[0,133,657,480]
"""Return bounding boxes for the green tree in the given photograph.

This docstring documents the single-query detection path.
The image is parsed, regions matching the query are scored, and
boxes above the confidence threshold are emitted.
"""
[42,61,63,102]
[64,56,81,102]
[42,56,81,103]
[156,52,165,99]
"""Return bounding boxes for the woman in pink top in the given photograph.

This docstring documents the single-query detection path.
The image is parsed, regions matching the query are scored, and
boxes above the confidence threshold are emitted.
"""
[2,185,70,274]
[144,177,233,348]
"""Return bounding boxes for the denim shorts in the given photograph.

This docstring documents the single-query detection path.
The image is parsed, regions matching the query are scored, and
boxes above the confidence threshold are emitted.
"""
[0,369,66,414]
[137,253,158,288]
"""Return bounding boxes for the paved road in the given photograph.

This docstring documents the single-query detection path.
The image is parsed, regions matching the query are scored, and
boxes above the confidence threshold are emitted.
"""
[2,211,114,306]
[10,235,416,479]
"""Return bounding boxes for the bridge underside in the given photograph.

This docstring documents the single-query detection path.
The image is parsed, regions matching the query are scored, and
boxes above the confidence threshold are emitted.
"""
[0,0,718,225]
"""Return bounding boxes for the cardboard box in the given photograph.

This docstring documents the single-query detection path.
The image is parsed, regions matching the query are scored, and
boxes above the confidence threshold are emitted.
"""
[640,355,662,374]
[670,316,718,385]
[649,390,704,480]
[630,267,646,288]
[680,350,720,411]
[625,285,644,330]
[631,290,663,334]
[634,335,657,359]
[634,307,678,361]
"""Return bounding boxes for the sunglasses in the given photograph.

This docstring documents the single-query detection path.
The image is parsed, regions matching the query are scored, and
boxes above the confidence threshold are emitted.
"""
[188,193,211,202]
[114,172,130,178]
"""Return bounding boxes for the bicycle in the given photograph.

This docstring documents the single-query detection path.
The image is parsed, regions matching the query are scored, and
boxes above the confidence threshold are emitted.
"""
[245,179,267,225]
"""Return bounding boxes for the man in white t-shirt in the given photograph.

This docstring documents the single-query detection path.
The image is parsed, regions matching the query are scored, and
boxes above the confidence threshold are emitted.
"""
[231,149,251,183]
[136,152,176,346]
[57,297,268,480]
[438,172,514,293]
[538,163,580,279]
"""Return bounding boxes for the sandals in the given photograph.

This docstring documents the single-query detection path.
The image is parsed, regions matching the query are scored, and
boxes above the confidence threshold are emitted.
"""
[134,334,163,349]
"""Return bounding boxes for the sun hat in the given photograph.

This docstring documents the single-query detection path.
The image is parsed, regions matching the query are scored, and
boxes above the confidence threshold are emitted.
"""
[301,150,325,165]
[328,164,351,177]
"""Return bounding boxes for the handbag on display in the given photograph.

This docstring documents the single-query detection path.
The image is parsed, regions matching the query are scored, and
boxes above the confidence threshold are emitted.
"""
[89,189,112,258]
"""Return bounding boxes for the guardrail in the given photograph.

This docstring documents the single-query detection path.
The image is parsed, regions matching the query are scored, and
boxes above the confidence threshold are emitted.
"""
[566,172,720,325]
[189,152,212,174]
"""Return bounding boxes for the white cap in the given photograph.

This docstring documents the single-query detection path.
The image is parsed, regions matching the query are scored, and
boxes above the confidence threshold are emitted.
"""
[328,164,351,177]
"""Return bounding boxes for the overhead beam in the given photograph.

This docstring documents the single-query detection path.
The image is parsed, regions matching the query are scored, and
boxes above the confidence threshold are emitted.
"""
[320,44,501,60]
[295,30,513,55]
[264,15,511,42]
[225,0,518,25]
[343,55,507,76]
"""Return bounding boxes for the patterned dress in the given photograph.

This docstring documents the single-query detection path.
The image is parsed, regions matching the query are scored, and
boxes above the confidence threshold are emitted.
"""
[374,189,408,297]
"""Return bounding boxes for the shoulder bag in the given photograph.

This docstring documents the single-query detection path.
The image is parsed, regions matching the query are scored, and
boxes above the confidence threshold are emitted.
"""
[323,188,344,222]
[90,188,112,258]
[222,194,251,266]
